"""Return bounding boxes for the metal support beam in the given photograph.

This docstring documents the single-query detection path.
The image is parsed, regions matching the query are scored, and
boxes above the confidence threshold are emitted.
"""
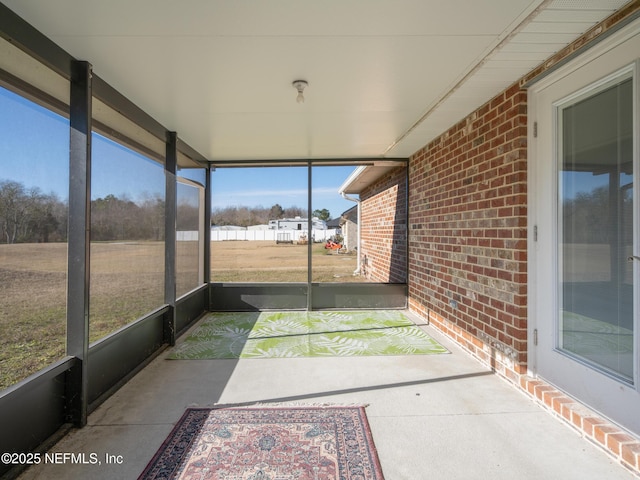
[307,163,313,310]
[204,166,212,299]
[66,60,92,427]
[404,165,410,283]
[164,131,178,345]
[0,3,73,79]
[92,75,167,145]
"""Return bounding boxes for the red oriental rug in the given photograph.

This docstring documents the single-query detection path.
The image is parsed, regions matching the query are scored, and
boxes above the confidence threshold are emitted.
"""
[138,406,385,480]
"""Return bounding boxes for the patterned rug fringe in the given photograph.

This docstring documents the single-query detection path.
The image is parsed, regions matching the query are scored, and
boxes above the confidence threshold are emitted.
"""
[139,404,385,479]
[209,401,370,409]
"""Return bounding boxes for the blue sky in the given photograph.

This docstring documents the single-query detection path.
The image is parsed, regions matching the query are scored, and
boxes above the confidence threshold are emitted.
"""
[0,88,70,197]
[1,86,357,219]
[3,85,633,218]
[211,166,357,219]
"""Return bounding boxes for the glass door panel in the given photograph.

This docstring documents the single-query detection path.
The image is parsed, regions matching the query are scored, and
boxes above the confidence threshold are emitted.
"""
[558,76,634,381]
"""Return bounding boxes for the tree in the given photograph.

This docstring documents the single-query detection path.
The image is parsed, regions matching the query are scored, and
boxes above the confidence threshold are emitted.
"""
[312,208,331,221]
[269,204,284,220]
[211,204,309,227]
[91,194,141,241]
[562,185,622,244]
[283,206,306,218]
[0,180,67,243]
[139,193,165,240]
[26,192,61,242]
[177,202,200,231]
[0,180,27,243]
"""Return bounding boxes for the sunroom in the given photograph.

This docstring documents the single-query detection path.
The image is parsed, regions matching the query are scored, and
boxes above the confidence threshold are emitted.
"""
[2,1,640,478]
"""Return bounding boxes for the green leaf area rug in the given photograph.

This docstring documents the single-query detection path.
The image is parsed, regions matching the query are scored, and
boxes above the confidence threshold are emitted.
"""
[168,310,449,359]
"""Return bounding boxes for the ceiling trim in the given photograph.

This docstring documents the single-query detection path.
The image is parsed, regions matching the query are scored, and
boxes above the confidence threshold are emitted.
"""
[522,4,640,88]
[210,158,408,169]
[383,0,553,156]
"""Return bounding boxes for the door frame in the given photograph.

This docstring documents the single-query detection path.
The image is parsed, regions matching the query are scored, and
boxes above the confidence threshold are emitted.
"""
[528,19,640,434]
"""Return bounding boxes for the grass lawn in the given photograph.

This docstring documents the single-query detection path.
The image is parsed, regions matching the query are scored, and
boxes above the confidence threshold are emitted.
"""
[1,240,367,389]
[211,241,362,282]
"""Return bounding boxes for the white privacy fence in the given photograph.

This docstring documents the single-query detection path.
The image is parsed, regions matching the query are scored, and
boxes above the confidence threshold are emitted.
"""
[177,228,337,242]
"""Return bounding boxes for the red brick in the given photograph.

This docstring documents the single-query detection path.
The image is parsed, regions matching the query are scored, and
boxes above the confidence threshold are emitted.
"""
[534,385,554,401]
[570,410,584,429]
[581,416,605,437]
[542,390,563,409]
[594,425,620,446]
[622,443,640,470]
[551,396,574,419]
[525,380,541,396]
[607,433,637,455]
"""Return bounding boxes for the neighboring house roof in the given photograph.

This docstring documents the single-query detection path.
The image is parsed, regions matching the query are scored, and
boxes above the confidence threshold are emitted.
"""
[340,206,358,225]
[339,162,406,195]
[326,218,341,229]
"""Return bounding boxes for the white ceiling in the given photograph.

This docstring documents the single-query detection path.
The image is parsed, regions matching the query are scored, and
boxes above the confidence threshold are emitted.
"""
[1,0,632,162]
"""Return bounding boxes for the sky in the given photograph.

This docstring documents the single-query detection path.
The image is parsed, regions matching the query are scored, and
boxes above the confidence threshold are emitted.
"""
[5,84,631,217]
[1,86,357,220]
[211,166,357,219]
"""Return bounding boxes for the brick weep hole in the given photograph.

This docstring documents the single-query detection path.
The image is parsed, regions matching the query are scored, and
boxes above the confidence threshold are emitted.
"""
[356,2,640,472]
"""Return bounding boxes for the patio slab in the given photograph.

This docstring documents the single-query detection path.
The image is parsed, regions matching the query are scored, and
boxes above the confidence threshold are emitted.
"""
[15,313,636,480]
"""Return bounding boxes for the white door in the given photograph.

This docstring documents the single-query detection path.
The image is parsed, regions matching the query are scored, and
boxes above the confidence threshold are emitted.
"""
[529,23,640,434]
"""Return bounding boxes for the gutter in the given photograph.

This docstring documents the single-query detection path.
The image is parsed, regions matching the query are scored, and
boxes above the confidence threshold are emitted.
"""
[340,191,361,276]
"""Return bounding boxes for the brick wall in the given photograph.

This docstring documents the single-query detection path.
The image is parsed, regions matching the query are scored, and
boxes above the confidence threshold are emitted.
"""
[407,83,528,381]
[401,0,640,387]
[357,3,640,472]
[360,167,407,283]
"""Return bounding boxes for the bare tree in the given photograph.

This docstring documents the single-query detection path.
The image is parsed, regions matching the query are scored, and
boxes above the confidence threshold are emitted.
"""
[283,206,306,218]
[0,180,67,243]
[177,202,199,231]
[212,204,309,227]
[0,180,27,243]
[139,193,165,241]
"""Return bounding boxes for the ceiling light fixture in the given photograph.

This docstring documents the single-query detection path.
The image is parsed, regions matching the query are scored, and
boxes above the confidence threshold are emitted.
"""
[292,80,308,103]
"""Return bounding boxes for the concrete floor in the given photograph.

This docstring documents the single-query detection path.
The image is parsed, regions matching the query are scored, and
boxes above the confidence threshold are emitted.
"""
[16,312,637,480]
